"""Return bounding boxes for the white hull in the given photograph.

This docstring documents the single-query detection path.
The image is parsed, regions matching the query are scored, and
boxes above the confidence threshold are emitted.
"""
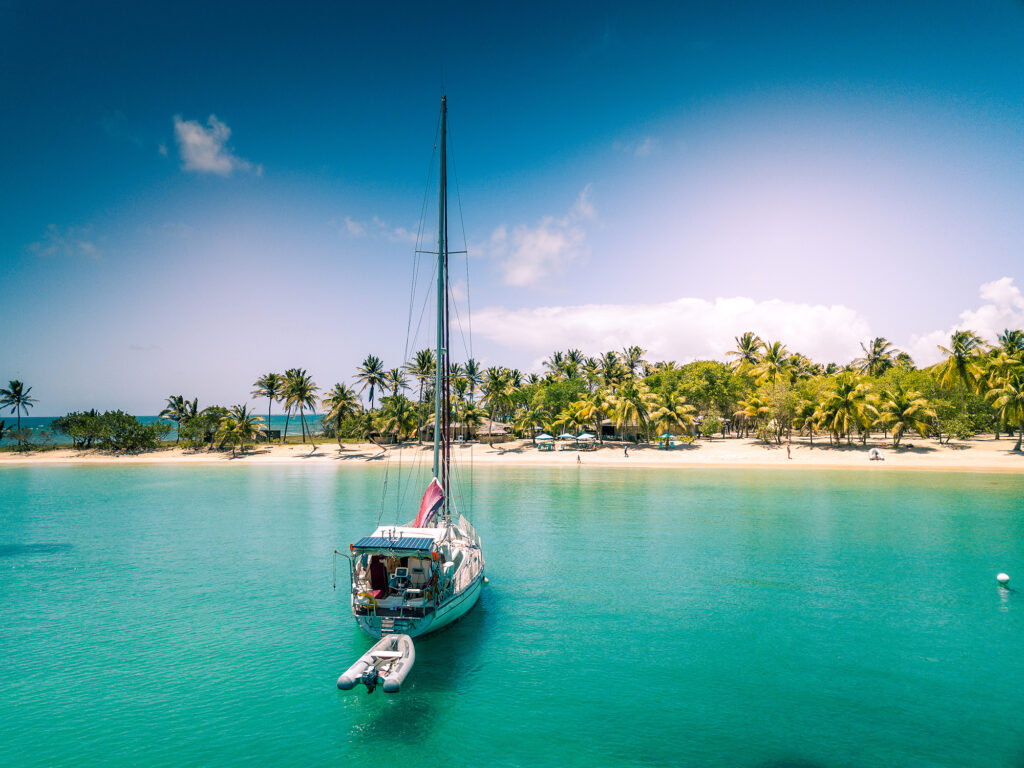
[356,570,484,639]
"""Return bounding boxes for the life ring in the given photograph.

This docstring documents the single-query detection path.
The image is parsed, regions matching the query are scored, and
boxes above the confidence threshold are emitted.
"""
[357,590,377,609]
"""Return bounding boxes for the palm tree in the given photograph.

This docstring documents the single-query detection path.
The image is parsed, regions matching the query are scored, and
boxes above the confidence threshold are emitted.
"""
[377,395,417,444]
[853,337,898,377]
[404,349,435,440]
[321,383,361,450]
[753,341,791,385]
[819,372,876,444]
[987,362,1024,451]
[599,351,626,388]
[650,390,696,438]
[283,368,319,445]
[997,329,1024,355]
[543,351,566,380]
[574,389,610,444]
[608,379,655,441]
[385,368,408,398]
[354,354,387,410]
[727,332,763,371]
[0,380,37,445]
[482,367,515,441]
[734,395,769,438]
[463,358,482,403]
[620,345,647,378]
[936,330,986,414]
[216,404,266,457]
[251,372,285,442]
[159,394,191,444]
[513,403,551,443]
[792,399,819,444]
[877,386,935,447]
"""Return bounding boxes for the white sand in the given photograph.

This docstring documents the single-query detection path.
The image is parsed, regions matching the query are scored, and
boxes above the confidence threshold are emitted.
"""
[3,436,1023,473]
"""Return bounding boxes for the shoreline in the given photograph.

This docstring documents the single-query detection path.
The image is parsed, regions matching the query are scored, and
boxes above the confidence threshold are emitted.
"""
[2,436,1023,474]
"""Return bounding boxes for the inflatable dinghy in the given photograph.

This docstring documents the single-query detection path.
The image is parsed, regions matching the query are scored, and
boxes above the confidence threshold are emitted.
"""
[337,634,415,693]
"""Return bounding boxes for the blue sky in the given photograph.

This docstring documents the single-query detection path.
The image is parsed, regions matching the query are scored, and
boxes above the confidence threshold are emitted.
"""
[3,0,1024,413]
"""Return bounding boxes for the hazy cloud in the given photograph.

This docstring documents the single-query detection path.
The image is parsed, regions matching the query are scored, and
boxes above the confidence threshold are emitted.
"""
[475,294,870,366]
[344,216,367,236]
[27,224,101,260]
[614,136,659,158]
[488,186,596,288]
[907,277,1024,365]
[339,215,418,243]
[173,114,261,176]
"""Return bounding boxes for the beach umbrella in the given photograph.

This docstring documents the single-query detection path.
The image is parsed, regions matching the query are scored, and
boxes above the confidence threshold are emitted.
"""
[659,433,674,439]
[556,433,575,440]
[535,433,554,441]
[577,433,595,440]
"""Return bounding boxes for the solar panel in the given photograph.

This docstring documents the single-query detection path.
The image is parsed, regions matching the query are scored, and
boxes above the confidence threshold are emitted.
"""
[353,536,435,551]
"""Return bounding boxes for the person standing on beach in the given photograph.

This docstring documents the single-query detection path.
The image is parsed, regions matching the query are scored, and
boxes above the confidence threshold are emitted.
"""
[577,454,581,464]
[624,445,629,458]
[787,445,791,459]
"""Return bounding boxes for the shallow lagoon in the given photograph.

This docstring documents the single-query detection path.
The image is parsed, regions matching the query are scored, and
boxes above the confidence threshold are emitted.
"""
[2,465,1023,767]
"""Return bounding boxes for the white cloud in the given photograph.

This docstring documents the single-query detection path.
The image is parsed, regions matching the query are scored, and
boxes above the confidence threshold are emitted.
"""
[474,295,870,366]
[173,114,261,176]
[27,224,101,260]
[907,277,1024,365]
[614,136,658,158]
[488,186,596,288]
[157,143,168,157]
[341,216,418,243]
[344,216,366,237]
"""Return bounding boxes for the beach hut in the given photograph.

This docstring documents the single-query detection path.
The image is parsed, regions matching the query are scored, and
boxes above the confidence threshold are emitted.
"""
[536,433,554,452]
[556,433,575,451]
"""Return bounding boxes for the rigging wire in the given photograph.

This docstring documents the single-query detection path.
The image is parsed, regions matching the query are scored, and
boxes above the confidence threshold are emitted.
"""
[447,118,475,514]
[448,120,474,362]
[403,111,442,364]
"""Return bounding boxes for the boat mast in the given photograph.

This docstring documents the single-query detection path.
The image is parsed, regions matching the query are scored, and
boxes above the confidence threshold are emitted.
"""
[432,95,450,521]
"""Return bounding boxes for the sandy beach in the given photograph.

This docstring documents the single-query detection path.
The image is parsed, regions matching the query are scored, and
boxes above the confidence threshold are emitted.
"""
[3,436,1023,473]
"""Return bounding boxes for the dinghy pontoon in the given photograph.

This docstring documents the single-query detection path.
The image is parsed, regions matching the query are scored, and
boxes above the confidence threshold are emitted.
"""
[337,633,415,693]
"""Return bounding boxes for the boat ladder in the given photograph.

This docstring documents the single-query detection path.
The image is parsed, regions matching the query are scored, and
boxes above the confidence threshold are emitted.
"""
[380,617,395,635]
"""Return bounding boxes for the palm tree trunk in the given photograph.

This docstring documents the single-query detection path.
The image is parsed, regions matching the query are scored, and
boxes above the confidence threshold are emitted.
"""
[283,410,290,443]
[267,402,272,443]
[1016,420,1023,452]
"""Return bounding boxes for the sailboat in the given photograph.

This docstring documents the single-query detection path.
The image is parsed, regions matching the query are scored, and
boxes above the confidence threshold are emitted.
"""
[344,96,485,640]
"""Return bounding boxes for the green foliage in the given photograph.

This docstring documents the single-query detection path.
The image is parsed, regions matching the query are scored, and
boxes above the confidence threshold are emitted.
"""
[178,406,229,449]
[98,411,170,452]
[699,415,723,438]
[51,410,105,448]
[526,378,587,417]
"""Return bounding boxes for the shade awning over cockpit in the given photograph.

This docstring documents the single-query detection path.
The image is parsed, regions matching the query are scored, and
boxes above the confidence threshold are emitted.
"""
[353,536,435,552]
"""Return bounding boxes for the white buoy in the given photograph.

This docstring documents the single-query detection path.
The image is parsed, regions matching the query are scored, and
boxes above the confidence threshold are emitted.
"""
[997,573,1010,586]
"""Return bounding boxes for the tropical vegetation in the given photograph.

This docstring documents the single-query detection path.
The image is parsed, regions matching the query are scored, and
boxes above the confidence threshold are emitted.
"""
[9,325,1024,455]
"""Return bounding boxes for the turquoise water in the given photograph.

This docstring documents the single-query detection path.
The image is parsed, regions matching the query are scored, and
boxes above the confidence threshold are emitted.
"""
[2,466,1023,767]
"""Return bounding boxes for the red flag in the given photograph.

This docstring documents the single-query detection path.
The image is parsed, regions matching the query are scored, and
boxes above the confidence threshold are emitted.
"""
[413,478,444,527]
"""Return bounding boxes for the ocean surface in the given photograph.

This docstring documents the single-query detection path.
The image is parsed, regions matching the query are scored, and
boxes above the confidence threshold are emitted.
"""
[0,414,324,446]
[2,465,1023,767]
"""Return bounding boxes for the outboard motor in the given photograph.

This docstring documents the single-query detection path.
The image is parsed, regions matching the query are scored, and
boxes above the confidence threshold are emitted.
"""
[360,668,379,694]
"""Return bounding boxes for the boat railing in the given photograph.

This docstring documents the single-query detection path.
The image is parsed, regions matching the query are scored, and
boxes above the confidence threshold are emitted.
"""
[457,515,481,548]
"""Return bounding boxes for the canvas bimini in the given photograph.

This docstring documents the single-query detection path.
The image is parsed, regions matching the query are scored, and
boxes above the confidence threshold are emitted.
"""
[338,97,485,691]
